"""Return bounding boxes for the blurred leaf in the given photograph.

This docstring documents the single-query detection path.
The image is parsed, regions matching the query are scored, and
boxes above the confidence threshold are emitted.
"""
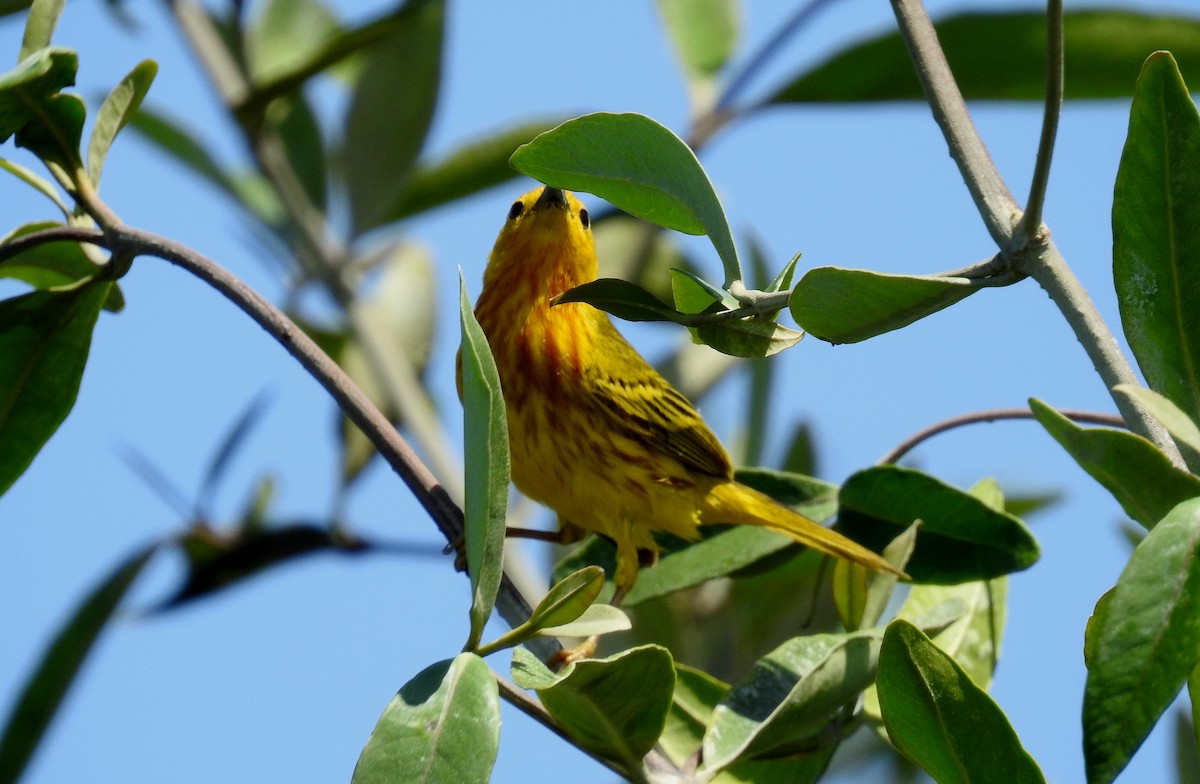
[459,271,510,652]
[378,117,573,223]
[657,0,739,88]
[156,523,368,611]
[767,11,1200,104]
[86,59,155,189]
[1175,710,1200,784]
[198,389,273,515]
[511,112,741,285]
[791,267,977,344]
[593,212,688,301]
[1084,498,1200,784]
[878,621,1045,783]
[0,157,69,216]
[126,106,241,200]
[244,0,338,86]
[0,544,155,784]
[1115,383,1200,455]
[703,630,881,770]
[510,644,674,768]
[0,221,123,311]
[837,465,1040,583]
[345,0,443,235]
[340,242,436,482]
[780,421,817,476]
[18,0,63,61]
[0,279,109,497]
[1030,398,1200,529]
[352,653,499,784]
[1114,52,1200,426]
[267,93,326,211]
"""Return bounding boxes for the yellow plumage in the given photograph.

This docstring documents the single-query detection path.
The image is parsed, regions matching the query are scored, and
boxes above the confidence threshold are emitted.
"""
[471,185,900,601]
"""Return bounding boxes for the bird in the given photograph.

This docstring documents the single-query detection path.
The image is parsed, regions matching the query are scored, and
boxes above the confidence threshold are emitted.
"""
[468,185,901,626]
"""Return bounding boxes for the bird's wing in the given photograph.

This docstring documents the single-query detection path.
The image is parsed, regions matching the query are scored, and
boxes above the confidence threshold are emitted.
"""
[583,321,732,479]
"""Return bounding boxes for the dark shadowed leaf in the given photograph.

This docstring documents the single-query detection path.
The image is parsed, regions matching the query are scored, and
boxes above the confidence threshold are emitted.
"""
[837,465,1039,583]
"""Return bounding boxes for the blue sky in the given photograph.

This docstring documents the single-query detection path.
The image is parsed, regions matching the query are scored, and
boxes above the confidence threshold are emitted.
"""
[0,1,1193,781]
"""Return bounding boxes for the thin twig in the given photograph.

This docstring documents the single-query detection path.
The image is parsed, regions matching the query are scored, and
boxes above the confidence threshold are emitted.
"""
[1016,0,1064,241]
[880,405,1126,465]
[889,0,1020,247]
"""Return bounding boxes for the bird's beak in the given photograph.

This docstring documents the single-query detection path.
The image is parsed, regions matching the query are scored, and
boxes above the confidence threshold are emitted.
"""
[535,186,568,210]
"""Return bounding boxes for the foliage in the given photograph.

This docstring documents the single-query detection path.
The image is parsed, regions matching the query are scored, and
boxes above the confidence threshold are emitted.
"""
[1,0,1200,782]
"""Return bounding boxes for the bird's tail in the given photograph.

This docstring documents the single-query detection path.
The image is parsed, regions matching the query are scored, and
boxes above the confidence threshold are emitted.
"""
[701,481,906,577]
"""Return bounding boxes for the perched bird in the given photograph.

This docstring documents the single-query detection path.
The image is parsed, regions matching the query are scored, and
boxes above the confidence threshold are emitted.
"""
[470,185,901,611]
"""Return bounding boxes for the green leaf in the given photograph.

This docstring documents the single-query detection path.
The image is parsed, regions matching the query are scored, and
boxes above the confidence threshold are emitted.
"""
[345,0,443,235]
[266,93,326,211]
[1114,52,1200,425]
[1084,498,1200,784]
[0,221,124,311]
[0,279,109,497]
[244,0,338,86]
[657,0,738,79]
[18,0,63,61]
[790,266,978,344]
[0,156,68,215]
[0,47,75,141]
[511,112,742,285]
[1030,398,1200,528]
[538,603,631,638]
[703,630,882,771]
[657,0,739,106]
[834,522,918,631]
[340,242,436,483]
[0,544,156,784]
[661,664,728,766]
[510,644,674,768]
[767,11,1200,104]
[352,653,499,784]
[376,117,573,223]
[1115,383,1200,455]
[527,566,605,631]
[458,271,509,651]
[837,465,1040,583]
[86,59,156,189]
[125,106,240,199]
[878,620,1045,784]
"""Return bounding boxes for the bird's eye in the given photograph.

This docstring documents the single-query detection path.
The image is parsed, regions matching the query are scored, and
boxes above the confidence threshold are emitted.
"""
[508,201,524,220]
[579,208,590,229]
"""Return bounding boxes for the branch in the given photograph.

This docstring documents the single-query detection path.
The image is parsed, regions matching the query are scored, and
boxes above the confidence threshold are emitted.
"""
[880,405,1126,465]
[4,223,557,659]
[1016,0,1063,241]
[889,0,1020,247]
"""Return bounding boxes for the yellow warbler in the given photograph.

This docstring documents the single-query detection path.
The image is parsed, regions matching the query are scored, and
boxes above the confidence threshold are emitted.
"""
[470,185,901,606]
